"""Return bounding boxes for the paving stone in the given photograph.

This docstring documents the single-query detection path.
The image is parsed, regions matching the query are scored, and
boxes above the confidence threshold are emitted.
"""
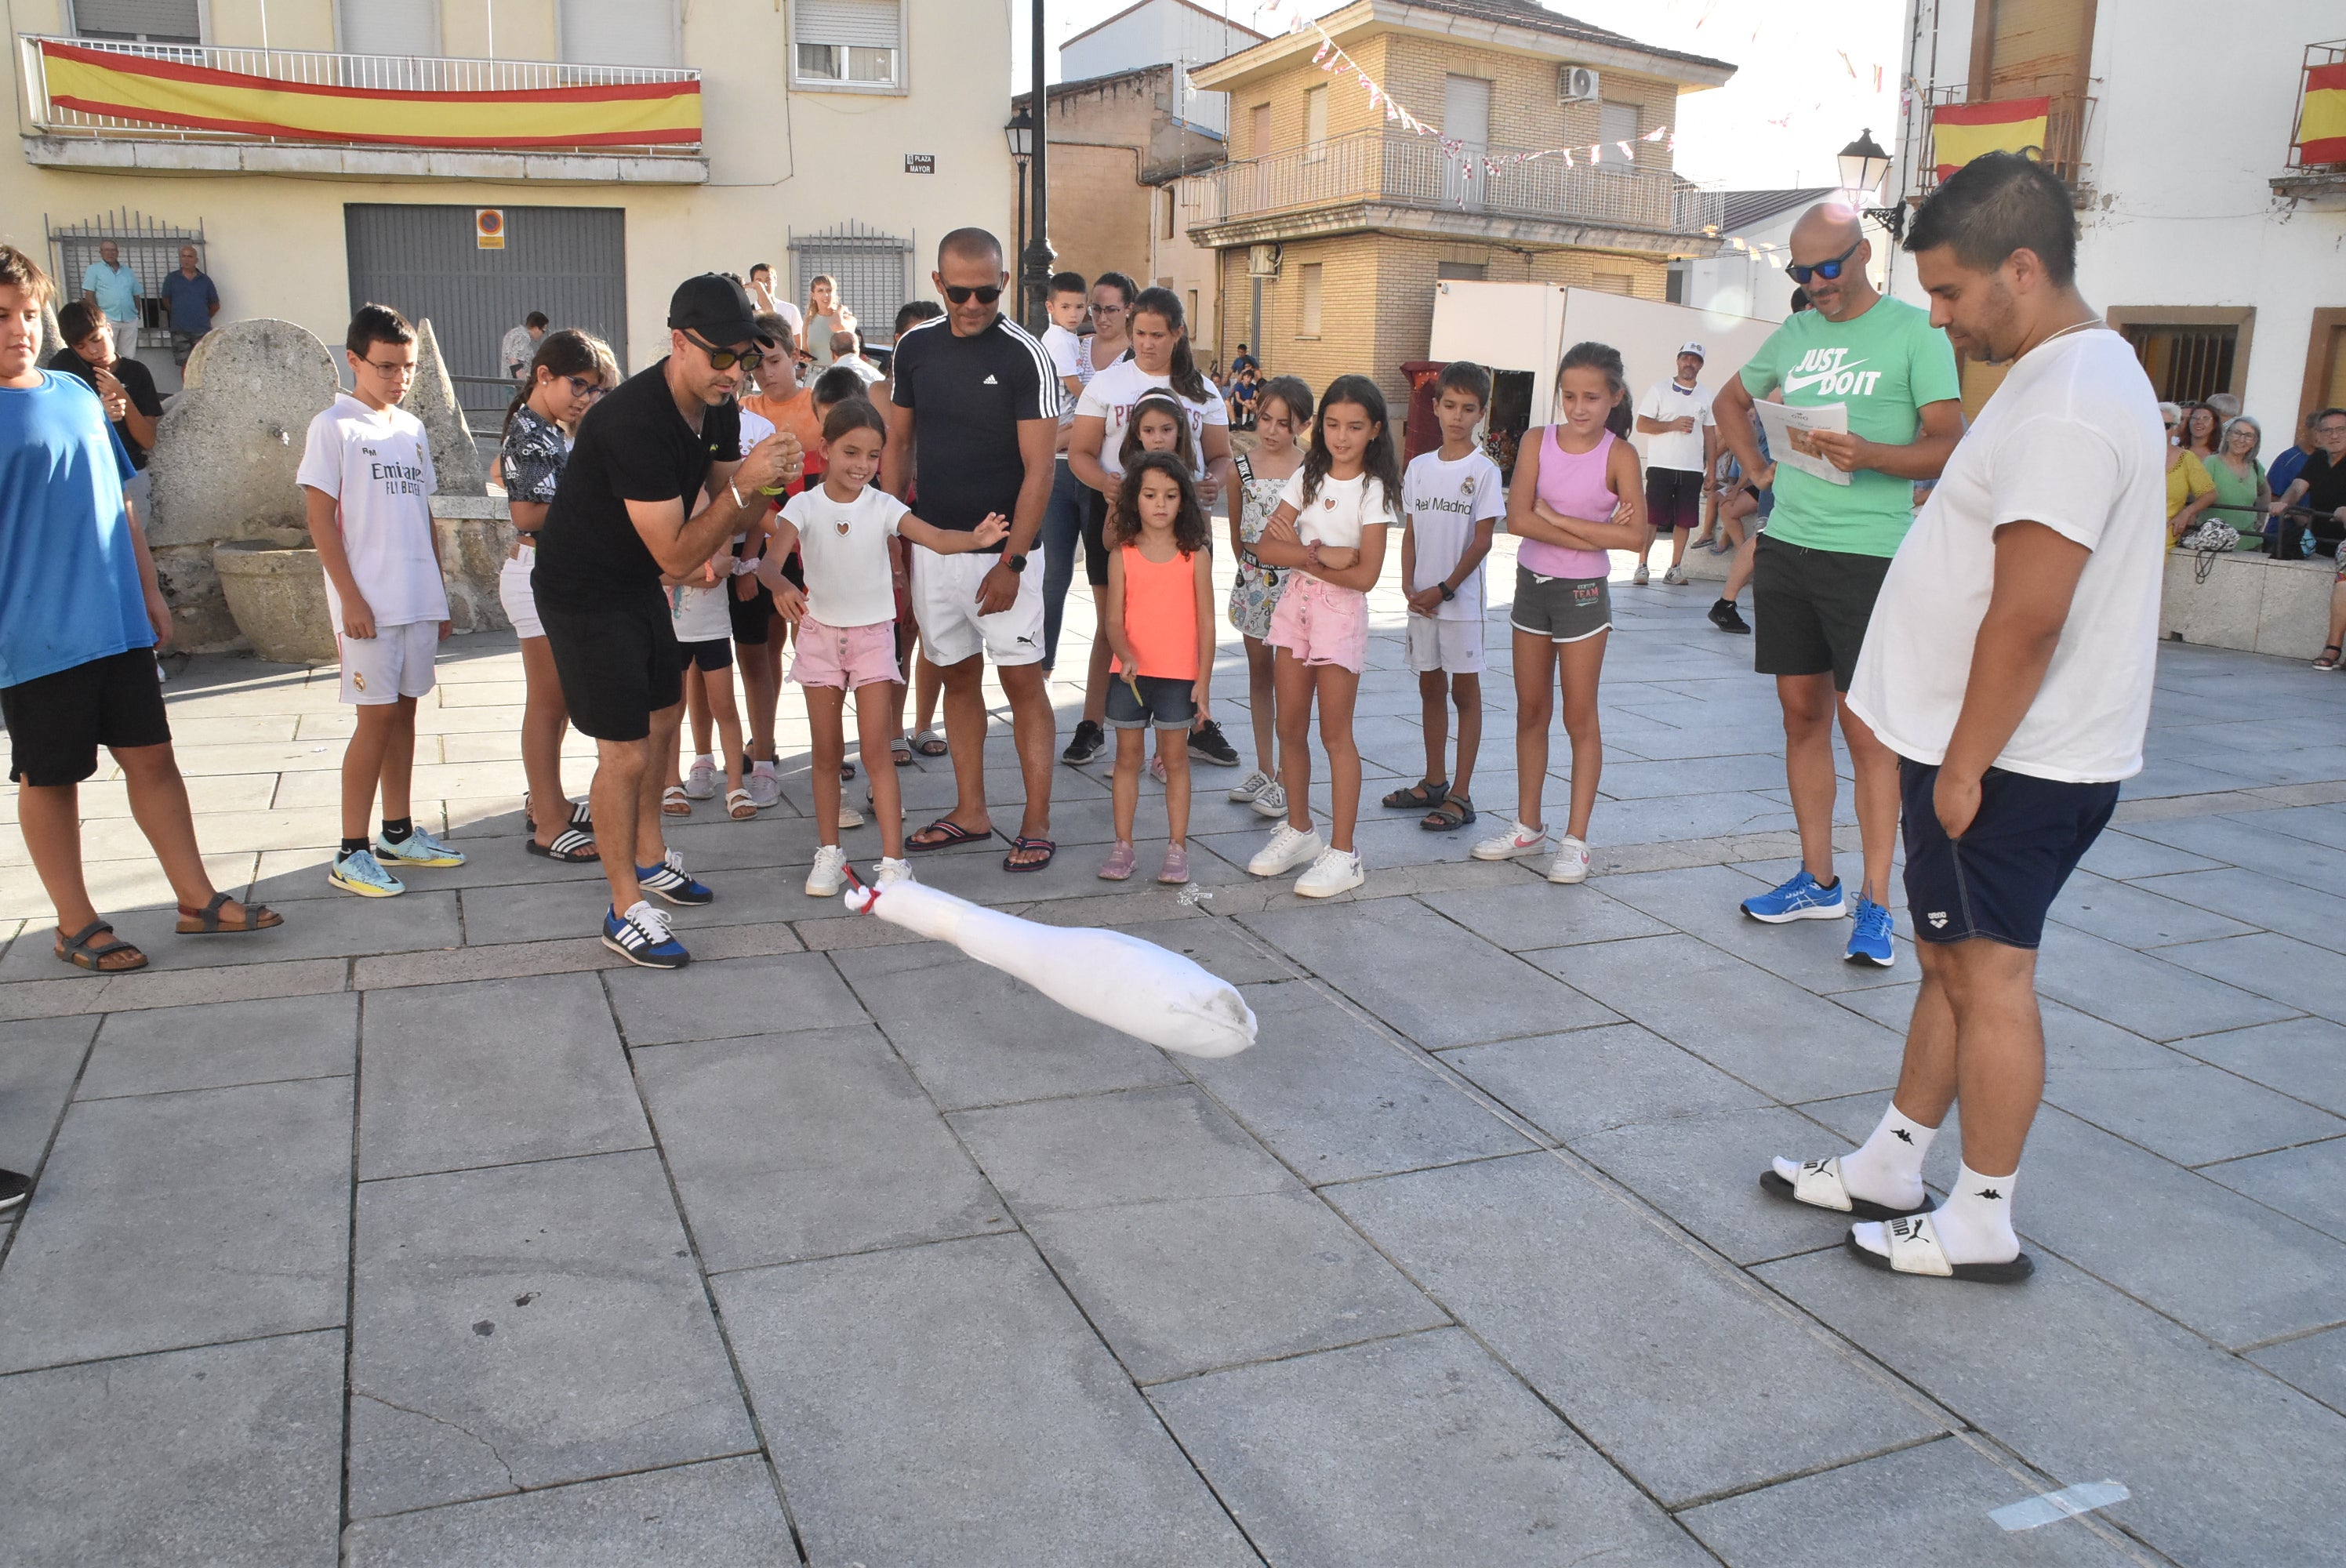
[1325,1152,1950,1506]
[1679,1435,2144,1566]
[716,1232,1258,1567]
[1568,1103,1859,1265]
[93,956,350,1014]
[2076,828,2225,880]
[1150,1327,1712,1568]
[2157,932,2346,1025]
[0,1015,96,1170]
[2168,1015,2346,1117]
[0,1330,343,1568]
[1182,980,1538,1182]
[2035,924,2301,1042]
[2120,812,2346,895]
[347,1149,757,1518]
[456,877,627,947]
[339,1457,797,1566]
[1240,899,1618,1048]
[1592,863,1914,993]
[949,1083,1299,1214]
[2044,868,2260,949]
[634,1025,1009,1272]
[359,972,648,1179]
[79,992,356,1099]
[1414,880,1672,953]
[2202,1137,2346,1243]
[831,940,1187,1111]
[0,851,256,921]
[603,950,864,1046]
[2036,1004,2346,1166]
[2250,1327,2346,1418]
[1442,1021,1767,1145]
[1759,1247,2346,1568]
[0,1076,350,1370]
[1534,933,1908,1102]
[2134,866,2346,954]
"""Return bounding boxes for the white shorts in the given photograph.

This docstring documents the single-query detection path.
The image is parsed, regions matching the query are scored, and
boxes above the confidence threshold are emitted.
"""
[911,546,1045,668]
[1406,614,1487,675]
[339,619,439,706]
[499,549,541,640]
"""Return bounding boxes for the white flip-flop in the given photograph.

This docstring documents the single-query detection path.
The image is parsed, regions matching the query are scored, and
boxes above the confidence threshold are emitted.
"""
[1847,1212,2034,1284]
[1760,1156,1933,1221]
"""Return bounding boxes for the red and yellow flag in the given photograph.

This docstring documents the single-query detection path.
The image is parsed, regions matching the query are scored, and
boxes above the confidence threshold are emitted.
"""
[2296,61,2346,166]
[37,39,699,150]
[1929,96,2050,181]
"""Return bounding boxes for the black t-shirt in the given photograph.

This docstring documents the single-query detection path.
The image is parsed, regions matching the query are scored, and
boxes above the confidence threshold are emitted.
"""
[47,347,164,470]
[533,358,741,613]
[888,313,1059,549]
[2299,450,2346,514]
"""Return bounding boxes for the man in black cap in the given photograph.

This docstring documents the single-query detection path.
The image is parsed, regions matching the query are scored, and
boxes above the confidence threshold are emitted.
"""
[533,274,802,968]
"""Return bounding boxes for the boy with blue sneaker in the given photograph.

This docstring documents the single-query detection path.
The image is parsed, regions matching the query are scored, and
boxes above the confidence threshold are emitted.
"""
[299,304,465,898]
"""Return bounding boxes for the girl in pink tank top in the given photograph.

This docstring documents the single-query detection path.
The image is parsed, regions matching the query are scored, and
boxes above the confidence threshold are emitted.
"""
[1477,342,1649,882]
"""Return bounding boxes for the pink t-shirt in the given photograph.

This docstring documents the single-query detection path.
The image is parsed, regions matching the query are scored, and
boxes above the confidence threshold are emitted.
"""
[1519,424,1615,579]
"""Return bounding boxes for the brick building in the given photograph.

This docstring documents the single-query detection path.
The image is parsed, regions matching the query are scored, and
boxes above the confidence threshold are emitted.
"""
[1187,0,1734,403]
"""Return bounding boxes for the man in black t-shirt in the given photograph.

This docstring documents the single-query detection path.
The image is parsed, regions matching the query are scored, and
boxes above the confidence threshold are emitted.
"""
[534,273,801,967]
[881,228,1064,871]
[49,303,164,515]
[2275,406,2346,551]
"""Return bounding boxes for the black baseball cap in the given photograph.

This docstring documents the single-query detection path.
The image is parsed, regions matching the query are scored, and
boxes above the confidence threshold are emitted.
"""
[667,273,768,350]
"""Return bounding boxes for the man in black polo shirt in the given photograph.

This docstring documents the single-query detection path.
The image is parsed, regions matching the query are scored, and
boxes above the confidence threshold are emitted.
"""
[534,274,801,967]
[881,228,1064,871]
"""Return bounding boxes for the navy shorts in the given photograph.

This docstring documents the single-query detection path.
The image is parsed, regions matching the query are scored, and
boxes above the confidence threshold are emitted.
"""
[1900,759,2118,949]
[1106,673,1197,731]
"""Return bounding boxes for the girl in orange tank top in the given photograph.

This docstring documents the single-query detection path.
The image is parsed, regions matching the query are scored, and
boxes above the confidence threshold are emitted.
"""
[1100,452,1216,885]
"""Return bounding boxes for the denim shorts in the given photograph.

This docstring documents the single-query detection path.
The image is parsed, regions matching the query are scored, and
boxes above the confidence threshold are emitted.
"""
[1106,673,1197,730]
[1900,759,2118,949]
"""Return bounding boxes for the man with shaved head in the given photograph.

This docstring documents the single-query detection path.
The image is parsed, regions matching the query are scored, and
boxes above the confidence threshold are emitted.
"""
[1715,204,1963,967]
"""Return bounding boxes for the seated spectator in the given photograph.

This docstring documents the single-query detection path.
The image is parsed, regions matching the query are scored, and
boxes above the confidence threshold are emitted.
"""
[2272,405,2346,556]
[2270,410,2320,496]
[2206,416,2270,543]
[2159,401,2181,445]
[2181,401,2222,461]
[2166,435,2217,545]
[1227,365,1258,430]
[2204,391,2242,421]
[1230,342,1258,379]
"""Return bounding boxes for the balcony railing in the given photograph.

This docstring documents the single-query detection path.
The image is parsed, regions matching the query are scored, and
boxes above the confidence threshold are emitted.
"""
[1193,128,1724,239]
[2286,39,2345,172]
[18,34,702,157]
[1919,79,2094,194]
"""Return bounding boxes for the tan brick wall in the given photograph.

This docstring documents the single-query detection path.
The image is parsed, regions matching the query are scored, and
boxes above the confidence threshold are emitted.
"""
[1378,35,1678,169]
[1034,143,1153,292]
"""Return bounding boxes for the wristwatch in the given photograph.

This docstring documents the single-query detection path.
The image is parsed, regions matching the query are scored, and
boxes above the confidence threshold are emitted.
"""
[1439,583,1457,602]
[1004,552,1029,573]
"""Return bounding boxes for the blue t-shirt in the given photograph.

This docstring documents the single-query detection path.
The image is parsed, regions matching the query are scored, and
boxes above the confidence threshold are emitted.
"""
[160,269,218,335]
[0,372,147,688]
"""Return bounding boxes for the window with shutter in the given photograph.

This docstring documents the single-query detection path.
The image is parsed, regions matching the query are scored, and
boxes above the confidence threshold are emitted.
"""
[794,0,904,90]
[71,0,200,43]
[1299,263,1324,337]
[338,0,438,57]
[1599,100,1640,173]
[1972,0,2091,96]
[561,0,680,68]
[1251,103,1271,157]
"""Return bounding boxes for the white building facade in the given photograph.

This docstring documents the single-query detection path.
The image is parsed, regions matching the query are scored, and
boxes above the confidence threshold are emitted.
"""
[1059,0,1265,135]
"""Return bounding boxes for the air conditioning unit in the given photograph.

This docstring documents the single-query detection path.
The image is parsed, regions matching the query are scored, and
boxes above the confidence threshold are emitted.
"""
[1247,244,1281,279]
[1558,65,1600,104]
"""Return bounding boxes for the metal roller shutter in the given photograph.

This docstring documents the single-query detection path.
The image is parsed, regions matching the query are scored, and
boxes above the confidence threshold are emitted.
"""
[794,0,901,49]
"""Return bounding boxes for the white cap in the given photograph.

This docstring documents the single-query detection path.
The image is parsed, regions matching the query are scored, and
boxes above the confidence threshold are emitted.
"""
[1678,341,1706,361]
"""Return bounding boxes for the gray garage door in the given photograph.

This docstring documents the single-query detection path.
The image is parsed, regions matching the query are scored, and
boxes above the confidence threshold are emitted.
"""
[343,203,626,429]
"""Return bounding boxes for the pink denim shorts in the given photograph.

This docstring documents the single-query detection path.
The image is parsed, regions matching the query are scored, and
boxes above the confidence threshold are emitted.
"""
[789,615,902,690]
[1263,575,1368,673]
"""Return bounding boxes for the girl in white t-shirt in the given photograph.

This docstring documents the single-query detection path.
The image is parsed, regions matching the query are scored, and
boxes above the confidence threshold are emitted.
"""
[757,401,1008,896]
[1240,374,1402,899]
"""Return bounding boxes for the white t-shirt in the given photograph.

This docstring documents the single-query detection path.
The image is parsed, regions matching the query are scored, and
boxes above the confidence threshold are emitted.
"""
[295,392,448,629]
[782,481,910,629]
[1402,448,1505,620]
[738,406,775,456]
[1636,378,1716,473]
[669,577,732,644]
[1847,328,2166,784]
[1040,322,1093,387]
[1076,358,1228,479]
[1277,467,1396,551]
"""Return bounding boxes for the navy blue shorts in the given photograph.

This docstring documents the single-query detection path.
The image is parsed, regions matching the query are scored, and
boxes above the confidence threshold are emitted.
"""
[1900,759,2117,949]
[1106,673,1197,731]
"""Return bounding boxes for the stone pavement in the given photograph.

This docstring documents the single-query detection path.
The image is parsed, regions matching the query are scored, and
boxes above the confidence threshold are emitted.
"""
[2,537,2344,1566]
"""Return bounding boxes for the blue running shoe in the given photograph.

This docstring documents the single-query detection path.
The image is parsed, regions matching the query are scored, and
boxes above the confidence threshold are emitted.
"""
[638,848,714,907]
[602,901,689,969]
[1847,896,1897,967]
[374,826,467,869]
[329,848,405,898]
[1741,869,1848,923]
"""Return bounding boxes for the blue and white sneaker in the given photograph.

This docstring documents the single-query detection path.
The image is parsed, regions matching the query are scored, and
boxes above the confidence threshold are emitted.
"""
[602,901,689,969]
[1740,869,1848,923]
[329,848,405,898]
[374,826,467,869]
[1847,896,1897,967]
[637,848,714,907]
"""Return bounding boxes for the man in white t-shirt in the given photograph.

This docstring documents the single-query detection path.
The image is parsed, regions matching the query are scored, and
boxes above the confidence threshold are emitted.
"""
[1632,343,1716,586]
[1763,152,2166,1286]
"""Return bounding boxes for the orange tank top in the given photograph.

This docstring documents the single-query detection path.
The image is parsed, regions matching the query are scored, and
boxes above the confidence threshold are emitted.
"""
[1113,543,1199,680]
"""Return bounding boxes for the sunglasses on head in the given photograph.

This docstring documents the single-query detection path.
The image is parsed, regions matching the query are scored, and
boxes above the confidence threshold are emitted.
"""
[684,330,763,371]
[1785,238,1862,286]
[942,284,1002,306]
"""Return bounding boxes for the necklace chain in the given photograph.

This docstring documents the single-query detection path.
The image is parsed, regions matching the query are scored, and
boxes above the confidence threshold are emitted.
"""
[2032,316,2104,354]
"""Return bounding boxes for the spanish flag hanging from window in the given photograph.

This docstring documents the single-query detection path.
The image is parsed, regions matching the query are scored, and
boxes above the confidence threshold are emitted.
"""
[2296,61,2346,166]
[36,40,699,149]
[1929,97,2051,181]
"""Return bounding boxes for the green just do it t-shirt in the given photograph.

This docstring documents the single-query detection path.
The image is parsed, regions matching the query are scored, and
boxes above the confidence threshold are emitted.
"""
[1738,295,1961,557]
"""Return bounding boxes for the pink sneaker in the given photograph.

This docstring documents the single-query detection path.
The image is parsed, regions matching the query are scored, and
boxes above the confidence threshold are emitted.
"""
[1157,844,1189,884]
[1099,841,1137,880]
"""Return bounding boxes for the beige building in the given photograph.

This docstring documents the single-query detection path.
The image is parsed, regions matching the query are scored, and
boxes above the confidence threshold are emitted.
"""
[6,0,1015,401]
[1187,0,1733,404]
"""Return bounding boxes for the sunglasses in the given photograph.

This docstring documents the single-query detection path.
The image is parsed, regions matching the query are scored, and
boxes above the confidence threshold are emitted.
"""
[942,284,1003,306]
[1785,238,1863,285]
[684,330,763,371]
[564,375,608,401]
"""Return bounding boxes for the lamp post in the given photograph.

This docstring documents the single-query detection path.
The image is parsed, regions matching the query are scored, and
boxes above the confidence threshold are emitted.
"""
[1006,108,1033,285]
[1837,127,1906,245]
[1017,0,1055,333]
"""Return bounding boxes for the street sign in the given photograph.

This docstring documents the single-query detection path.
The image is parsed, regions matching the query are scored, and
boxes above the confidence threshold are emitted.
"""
[904,154,935,174]
[475,209,505,249]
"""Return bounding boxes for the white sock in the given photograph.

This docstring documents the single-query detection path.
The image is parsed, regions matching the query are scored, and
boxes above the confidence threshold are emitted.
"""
[1930,1162,2020,1265]
[694,752,715,768]
[1838,1102,1938,1209]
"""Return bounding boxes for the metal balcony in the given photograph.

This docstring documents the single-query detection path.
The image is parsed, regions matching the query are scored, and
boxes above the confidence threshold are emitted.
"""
[2273,39,2346,201]
[1918,80,2096,198]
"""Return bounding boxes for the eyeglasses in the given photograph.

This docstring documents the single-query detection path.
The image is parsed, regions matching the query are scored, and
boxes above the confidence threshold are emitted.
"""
[942,285,1003,306]
[565,376,608,401]
[362,358,416,377]
[684,330,761,371]
[1785,239,1863,285]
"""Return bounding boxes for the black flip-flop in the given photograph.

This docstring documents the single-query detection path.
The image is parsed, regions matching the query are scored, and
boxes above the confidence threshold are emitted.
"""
[906,817,986,852]
[1002,834,1055,873]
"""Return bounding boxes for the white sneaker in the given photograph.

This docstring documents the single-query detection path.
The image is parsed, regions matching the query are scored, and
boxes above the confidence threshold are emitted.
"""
[874,857,915,887]
[835,800,865,829]
[745,760,783,810]
[805,844,849,897]
[1547,834,1592,884]
[1472,820,1550,860]
[1632,562,1651,586]
[1295,846,1365,898]
[1661,564,1688,586]
[1250,781,1289,819]
[683,756,719,799]
[1228,768,1276,804]
[1248,822,1324,877]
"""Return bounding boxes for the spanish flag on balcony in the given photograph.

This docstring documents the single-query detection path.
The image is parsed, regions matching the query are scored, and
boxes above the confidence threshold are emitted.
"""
[37,39,699,150]
[1929,96,2050,181]
[2296,61,2346,166]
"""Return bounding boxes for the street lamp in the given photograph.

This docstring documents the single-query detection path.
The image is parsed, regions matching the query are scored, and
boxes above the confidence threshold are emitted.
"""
[1838,127,1906,245]
[1006,107,1033,284]
[1016,0,1055,333]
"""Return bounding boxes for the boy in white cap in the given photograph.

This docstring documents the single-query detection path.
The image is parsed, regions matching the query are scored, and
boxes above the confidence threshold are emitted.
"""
[1632,342,1716,586]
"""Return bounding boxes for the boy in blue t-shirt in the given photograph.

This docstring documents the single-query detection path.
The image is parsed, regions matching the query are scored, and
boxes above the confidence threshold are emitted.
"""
[0,244,281,1001]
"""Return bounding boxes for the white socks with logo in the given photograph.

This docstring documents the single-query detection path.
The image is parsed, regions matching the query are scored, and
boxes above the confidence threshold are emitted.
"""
[1832,1102,1938,1212]
[1928,1163,2021,1264]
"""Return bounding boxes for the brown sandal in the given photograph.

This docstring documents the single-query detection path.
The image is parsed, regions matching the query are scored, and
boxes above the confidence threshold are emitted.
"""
[56,920,147,973]
[176,892,285,935]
